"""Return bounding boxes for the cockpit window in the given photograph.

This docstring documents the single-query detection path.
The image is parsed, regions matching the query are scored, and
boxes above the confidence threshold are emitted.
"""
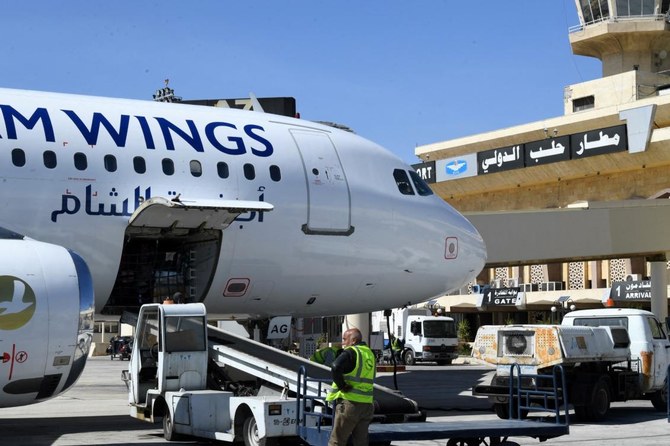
[393,169,415,195]
[409,170,434,196]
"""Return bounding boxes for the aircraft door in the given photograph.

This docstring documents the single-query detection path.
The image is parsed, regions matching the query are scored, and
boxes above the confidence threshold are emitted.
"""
[290,130,352,235]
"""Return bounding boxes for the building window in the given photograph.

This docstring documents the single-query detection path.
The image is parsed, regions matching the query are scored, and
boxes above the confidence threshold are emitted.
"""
[616,0,656,16]
[44,150,57,169]
[393,169,415,195]
[190,160,202,177]
[133,156,146,174]
[269,165,281,182]
[162,158,175,176]
[104,155,117,172]
[11,148,25,167]
[580,0,609,23]
[573,95,595,112]
[243,163,255,180]
[74,152,88,171]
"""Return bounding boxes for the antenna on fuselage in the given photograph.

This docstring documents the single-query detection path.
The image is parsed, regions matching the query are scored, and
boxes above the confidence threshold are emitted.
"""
[153,79,182,103]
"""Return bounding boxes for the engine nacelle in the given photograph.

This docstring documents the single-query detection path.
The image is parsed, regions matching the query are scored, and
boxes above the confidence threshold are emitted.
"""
[0,227,94,407]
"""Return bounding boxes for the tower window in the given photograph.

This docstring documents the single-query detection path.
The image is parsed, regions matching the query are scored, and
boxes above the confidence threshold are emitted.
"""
[573,96,595,112]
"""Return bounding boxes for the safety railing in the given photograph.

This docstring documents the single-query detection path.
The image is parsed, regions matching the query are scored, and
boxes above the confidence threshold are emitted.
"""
[296,366,333,446]
[508,364,570,427]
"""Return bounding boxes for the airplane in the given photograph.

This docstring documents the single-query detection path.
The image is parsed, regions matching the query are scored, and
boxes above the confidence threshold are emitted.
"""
[0,87,486,407]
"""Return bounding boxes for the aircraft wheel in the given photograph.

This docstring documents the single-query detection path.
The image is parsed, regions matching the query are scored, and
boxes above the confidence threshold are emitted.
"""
[243,415,278,446]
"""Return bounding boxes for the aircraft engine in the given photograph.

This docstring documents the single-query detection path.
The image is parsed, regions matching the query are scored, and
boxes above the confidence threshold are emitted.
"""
[0,227,94,407]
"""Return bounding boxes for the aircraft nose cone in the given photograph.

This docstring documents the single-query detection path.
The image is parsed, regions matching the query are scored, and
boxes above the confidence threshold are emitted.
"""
[443,209,487,292]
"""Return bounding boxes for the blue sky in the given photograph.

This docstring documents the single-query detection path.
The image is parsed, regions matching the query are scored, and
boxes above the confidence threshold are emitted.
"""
[2,1,600,164]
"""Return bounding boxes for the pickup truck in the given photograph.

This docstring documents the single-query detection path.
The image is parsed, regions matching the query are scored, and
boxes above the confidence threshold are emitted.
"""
[471,308,670,421]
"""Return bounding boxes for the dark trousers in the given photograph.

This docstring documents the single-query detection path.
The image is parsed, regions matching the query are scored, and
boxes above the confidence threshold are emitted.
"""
[328,399,374,446]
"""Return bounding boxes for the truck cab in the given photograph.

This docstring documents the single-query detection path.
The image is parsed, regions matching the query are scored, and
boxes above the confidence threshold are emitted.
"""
[561,308,670,395]
[401,309,458,365]
[127,303,209,416]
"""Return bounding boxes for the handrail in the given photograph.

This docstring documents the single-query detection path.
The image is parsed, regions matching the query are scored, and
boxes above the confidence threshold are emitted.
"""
[296,366,333,444]
[569,13,668,33]
[508,364,570,426]
[666,363,669,423]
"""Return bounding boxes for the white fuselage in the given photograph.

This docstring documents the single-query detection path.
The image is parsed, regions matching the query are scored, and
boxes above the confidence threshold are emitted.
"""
[0,88,486,318]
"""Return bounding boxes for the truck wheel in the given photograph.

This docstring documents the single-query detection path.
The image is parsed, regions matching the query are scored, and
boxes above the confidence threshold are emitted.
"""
[402,350,415,366]
[650,379,668,411]
[243,415,278,446]
[493,402,527,420]
[577,377,611,421]
[163,410,182,441]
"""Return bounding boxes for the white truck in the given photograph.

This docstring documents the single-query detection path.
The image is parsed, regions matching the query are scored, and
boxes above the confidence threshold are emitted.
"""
[472,308,670,421]
[397,308,458,365]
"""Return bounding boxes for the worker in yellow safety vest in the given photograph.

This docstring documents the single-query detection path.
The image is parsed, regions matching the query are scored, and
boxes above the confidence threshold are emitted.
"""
[326,328,376,446]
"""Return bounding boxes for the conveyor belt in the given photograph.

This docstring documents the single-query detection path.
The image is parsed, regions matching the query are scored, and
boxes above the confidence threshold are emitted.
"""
[207,325,421,419]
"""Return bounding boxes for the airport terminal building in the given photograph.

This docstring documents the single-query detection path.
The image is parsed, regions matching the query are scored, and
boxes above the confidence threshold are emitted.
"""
[413,1,670,331]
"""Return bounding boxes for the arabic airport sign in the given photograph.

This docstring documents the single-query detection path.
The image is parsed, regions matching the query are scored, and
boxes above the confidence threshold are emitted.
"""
[436,153,478,182]
[609,280,651,301]
[412,161,436,183]
[571,125,627,159]
[478,145,524,175]
[480,287,523,307]
[524,136,570,166]
[473,124,628,176]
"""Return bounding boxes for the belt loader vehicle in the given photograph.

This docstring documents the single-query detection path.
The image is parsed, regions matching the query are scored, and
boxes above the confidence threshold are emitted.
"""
[472,308,670,421]
[124,303,570,445]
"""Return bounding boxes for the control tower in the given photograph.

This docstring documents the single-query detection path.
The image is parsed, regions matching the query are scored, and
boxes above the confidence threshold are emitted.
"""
[566,1,670,113]
[570,1,670,77]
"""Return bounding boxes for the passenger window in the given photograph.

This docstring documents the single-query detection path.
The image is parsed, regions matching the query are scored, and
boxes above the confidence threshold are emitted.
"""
[44,150,57,169]
[74,152,88,171]
[11,148,26,167]
[409,170,434,196]
[393,169,415,195]
[244,163,255,180]
[190,160,202,177]
[133,156,146,174]
[162,158,174,176]
[217,162,229,179]
[270,165,281,182]
[104,155,117,172]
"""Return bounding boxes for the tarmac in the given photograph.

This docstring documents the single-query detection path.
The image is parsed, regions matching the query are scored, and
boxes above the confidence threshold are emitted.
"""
[0,356,667,445]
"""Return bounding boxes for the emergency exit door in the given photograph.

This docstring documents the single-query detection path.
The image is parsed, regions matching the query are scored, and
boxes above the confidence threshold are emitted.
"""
[290,129,352,235]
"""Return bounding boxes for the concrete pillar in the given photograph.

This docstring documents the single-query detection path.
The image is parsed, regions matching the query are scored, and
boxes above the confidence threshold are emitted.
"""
[649,255,668,321]
[589,261,600,289]
[342,313,370,344]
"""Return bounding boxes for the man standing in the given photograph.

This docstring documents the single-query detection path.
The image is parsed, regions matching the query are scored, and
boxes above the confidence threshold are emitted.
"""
[326,328,376,446]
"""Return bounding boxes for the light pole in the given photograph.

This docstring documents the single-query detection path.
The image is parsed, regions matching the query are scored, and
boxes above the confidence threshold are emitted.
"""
[550,295,575,324]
